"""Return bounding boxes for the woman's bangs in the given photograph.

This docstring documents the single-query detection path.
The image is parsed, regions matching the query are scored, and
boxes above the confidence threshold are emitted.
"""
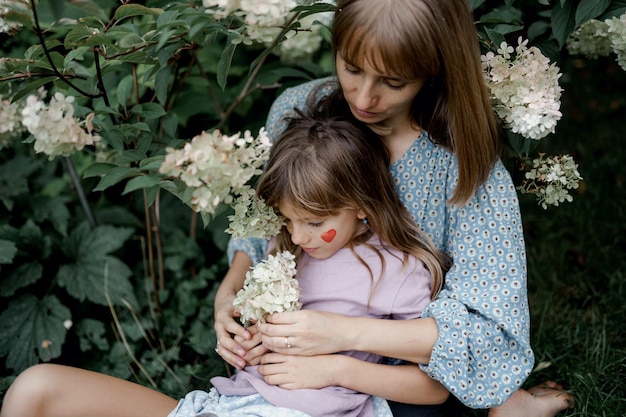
[339,27,423,81]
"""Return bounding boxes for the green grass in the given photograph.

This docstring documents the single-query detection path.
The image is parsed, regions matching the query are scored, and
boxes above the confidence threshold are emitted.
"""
[514,56,626,416]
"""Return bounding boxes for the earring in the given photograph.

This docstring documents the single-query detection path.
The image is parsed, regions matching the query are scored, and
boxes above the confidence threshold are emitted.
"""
[362,218,368,225]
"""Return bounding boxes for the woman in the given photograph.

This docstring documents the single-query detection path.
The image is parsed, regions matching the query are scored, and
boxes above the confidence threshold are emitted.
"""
[214,0,575,416]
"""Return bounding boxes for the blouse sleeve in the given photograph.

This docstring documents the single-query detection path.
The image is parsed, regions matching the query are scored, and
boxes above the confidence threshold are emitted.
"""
[226,77,334,265]
[418,155,534,409]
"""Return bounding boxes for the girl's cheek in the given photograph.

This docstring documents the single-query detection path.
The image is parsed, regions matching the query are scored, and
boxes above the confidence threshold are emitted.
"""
[321,229,336,243]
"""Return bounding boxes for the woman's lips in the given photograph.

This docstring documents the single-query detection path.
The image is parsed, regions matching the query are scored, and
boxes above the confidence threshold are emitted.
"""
[353,107,378,119]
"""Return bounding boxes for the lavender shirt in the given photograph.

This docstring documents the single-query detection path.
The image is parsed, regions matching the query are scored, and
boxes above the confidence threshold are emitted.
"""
[213,236,432,417]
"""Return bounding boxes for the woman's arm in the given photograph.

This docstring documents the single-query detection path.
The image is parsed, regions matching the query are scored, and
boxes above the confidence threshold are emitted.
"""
[259,311,438,364]
[258,352,449,405]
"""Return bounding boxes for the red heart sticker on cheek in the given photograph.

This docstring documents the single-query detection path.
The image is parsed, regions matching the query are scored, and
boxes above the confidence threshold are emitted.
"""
[321,229,336,243]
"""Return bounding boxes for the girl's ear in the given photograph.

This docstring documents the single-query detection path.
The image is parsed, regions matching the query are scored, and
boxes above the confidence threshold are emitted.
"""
[356,209,367,220]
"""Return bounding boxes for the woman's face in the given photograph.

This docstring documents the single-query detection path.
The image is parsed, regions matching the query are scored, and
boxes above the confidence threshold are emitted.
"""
[279,200,365,260]
[336,53,425,128]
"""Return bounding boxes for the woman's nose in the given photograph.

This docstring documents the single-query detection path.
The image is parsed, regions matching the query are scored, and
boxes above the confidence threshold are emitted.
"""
[354,80,378,109]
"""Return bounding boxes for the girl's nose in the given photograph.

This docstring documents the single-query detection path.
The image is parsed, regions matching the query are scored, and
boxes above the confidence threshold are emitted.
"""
[290,224,308,246]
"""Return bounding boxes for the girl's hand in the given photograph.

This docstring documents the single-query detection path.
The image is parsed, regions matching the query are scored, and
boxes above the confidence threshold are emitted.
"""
[214,296,250,369]
[258,310,353,356]
[213,251,254,370]
[258,352,339,390]
[233,324,270,366]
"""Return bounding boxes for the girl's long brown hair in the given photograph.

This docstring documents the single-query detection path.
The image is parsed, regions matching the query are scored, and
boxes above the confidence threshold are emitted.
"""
[331,0,501,206]
[256,109,448,299]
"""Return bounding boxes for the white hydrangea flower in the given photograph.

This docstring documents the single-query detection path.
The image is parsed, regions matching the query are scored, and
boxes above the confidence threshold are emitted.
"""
[227,186,285,239]
[204,0,297,44]
[605,12,626,71]
[517,154,583,209]
[0,0,31,34]
[233,250,301,326]
[159,127,271,216]
[482,37,563,140]
[0,93,27,149]
[20,92,100,159]
[566,19,612,59]
[203,0,333,59]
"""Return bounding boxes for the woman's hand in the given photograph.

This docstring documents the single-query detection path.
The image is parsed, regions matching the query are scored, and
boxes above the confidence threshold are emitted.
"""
[260,310,439,364]
[258,310,353,356]
[258,352,339,390]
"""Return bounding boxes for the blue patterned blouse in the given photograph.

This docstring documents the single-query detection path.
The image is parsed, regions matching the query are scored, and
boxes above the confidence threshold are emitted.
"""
[228,78,534,409]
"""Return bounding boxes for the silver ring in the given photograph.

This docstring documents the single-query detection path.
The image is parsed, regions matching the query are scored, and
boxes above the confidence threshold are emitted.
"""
[284,337,291,349]
[214,340,220,354]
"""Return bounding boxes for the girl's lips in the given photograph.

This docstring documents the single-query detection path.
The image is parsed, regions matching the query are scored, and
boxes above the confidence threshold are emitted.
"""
[302,247,316,253]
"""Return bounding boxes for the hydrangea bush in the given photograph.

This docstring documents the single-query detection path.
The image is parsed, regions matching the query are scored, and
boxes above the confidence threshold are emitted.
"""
[0,0,624,400]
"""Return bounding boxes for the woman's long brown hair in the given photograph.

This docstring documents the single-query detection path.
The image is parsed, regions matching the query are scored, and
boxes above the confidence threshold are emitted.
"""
[331,0,501,206]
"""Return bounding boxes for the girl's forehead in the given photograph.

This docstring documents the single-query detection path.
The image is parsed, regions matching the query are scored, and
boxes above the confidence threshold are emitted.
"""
[278,200,318,219]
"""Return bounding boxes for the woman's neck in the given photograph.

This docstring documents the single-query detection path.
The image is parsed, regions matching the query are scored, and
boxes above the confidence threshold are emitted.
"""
[381,121,422,163]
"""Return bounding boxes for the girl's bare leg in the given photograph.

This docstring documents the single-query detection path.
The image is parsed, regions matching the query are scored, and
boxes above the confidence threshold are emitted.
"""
[0,364,178,417]
[489,382,574,417]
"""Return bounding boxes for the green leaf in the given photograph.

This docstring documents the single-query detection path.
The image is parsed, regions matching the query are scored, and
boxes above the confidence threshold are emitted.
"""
[0,295,70,373]
[11,77,57,102]
[62,223,134,258]
[83,162,118,178]
[599,0,626,19]
[75,318,110,352]
[0,239,17,264]
[0,262,43,297]
[63,46,90,68]
[116,149,148,164]
[32,196,71,237]
[116,74,134,108]
[67,0,110,21]
[122,175,162,194]
[57,223,137,306]
[155,66,171,105]
[528,20,550,41]
[484,27,506,48]
[217,32,240,90]
[131,102,166,119]
[551,1,576,48]
[139,155,166,171]
[114,4,162,21]
[57,256,136,307]
[575,0,611,27]
[92,166,141,192]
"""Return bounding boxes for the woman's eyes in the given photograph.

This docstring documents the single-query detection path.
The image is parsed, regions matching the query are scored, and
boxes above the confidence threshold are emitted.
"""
[384,80,406,90]
[308,222,323,227]
[343,65,406,90]
[343,64,360,75]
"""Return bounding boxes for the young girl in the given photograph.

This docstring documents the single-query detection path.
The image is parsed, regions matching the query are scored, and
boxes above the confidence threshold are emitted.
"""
[214,0,575,416]
[0,112,449,417]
